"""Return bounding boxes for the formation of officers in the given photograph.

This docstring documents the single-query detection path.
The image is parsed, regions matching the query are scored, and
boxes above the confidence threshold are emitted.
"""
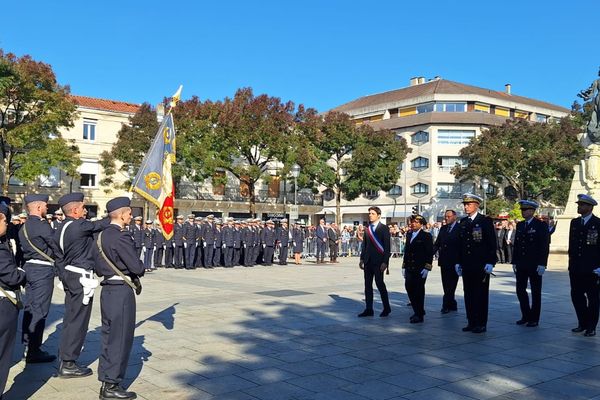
[126,214,301,270]
[358,193,600,339]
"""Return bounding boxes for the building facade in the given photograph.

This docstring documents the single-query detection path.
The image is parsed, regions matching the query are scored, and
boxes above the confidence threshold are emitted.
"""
[328,77,570,226]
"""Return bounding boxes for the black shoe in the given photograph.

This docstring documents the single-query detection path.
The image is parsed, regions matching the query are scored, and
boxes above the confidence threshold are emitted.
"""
[357,310,374,317]
[462,325,474,332]
[584,329,596,337]
[572,326,586,333]
[100,382,137,399]
[26,350,56,364]
[409,316,424,323]
[526,321,539,327]
[380,309,391,317]
[440,308,450,314]
[472,326,487,334]
[516,319,527,325]
[58,360,92,378]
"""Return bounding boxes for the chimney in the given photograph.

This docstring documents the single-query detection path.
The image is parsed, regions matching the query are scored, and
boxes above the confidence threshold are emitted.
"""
[418,76,425,84]
[505,84,511,95]
[410,77,419,86]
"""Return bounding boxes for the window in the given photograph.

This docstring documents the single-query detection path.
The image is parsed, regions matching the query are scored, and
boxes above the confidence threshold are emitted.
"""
[434,102,466,112]
[495,107,509,117]
[474,103,490,113]
[399,106,417,117]
[411,157,429,171]
[437,129,475,145]
[437,156,467,171]
[364,189,379,199]
[436,183,462,198]
[83,119,97,141]
[416,103,434,114]
[268,175,280,198]
[79,160,99,188]
[536,114,548,123]
[514,110,529,119]
[411,130,429,145]
[388,185,402,196]
[39,167,61,188]
[411,183,429,195]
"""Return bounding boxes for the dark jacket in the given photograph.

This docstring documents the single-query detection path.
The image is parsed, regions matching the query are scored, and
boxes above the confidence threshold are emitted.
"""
[0,238,26,291]
[130,224,144,248]
[457,213,497,267]
[19,216,59,262]
[568,214,600,274]
[403,229,434,271]
[94,224,144,280]
[173,223,184,246]
[433,222,460,267]
[53,217,110,273]
[513,218,550,268]
[360,221,391,267]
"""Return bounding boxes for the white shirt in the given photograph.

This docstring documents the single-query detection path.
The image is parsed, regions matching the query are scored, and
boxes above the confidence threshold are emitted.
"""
[410,228,422,243]
[369,220,381,230]
[582,213,593,226]
[469,212,479,221]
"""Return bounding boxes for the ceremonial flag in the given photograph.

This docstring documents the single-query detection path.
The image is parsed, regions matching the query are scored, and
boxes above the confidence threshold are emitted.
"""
[130,112,177,239]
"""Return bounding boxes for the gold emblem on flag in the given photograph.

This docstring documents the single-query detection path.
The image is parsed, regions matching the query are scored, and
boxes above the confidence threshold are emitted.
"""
[161,206,174,224]
[163,127,171,144]
[144,172,161,190]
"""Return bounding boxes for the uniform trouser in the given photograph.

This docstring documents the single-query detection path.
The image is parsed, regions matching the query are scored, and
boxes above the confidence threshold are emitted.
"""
[505,245,514,264]
[0,299,18,395]
[204,246,214,267]
[440,264,459,310]
[364,264,390,312]
[164,246,174,267]
[570,271,600,331]
[143,248,154,269]
[184,243,196,268]
[59,270,94,361]
[253,245,261,265]
[496,246,505,264]
[462,266,490,327]
[243,246,252,266]
[279,246,288,264]
[329,242,338,260]
[263,246,274,265]
[405,269,426,317]
[174,246,184,267]
[98,284,135,384]
[194,245,203,267]
[213,248,222,266]
[316,240,327,261]
[154,247,164,267]
[516,266,542,322]
[224,247,234,267]
[22,264,55,352]
[135,247,142,260]
[233,248,241,265]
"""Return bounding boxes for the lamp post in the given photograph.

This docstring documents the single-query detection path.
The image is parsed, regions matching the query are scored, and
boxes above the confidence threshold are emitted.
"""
[291,163,301,205]
[481,178,490,215]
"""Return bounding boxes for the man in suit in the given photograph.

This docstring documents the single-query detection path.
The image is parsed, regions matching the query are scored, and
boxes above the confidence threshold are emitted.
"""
[505,222,516,264]
[495,222,506,264]
[568,194,600,337]
[455,193,496,333]
[433,209,460,314]
[402,215,433,323]
[512,200,550,327]
[358,206,391,318]
[315,219,328,264]
[327,222,340,263]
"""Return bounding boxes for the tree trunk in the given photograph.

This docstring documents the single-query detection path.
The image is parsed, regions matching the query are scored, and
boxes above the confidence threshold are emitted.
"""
[248,181,256,218]
[335,187,341,225]
[2,161,9,195]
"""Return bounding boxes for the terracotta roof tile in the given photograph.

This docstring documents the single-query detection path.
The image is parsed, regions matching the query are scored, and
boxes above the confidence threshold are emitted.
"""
[71,95,140,114]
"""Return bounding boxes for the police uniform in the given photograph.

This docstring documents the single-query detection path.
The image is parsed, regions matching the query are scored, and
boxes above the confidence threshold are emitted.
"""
[277,220,289,265]
[292,224,305,259]
[0,204,27,396]
[153,226,165,268]
[142,221,155,270]
[254,220,263,265]
[202,216,216,268]
[193,218,203,268]
[213,220,224,267]
[164,232,174,268]
[402,216,433,323]
[183,215,196,269]
[262,221,276,265]
[53,192,110,377]
[433,218,461,312]
[223,218,235,267]
[512,200,550,326]
[456,193,496,333]
[18,194,58,363]
[233,221,242,266]
[95,197,143,400]
[173,218,185,268]
[130,217,144,259]
[242,221,253,267]
[568,194,600,336]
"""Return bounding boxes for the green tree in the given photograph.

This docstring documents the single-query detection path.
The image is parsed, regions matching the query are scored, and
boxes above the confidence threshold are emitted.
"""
[454,118,584,206]
[0,50,80,194]
[300,112,410,224]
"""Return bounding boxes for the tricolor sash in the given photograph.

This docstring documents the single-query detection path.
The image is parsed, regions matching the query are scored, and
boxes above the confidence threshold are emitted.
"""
[366,224,385,254]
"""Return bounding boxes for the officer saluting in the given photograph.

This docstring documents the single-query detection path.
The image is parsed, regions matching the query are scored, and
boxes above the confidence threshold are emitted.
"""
[512,200,550,327]
[53,192,109,378]
[568,194,600,337]
[0,203,27,397]
[455,193,496,333]
[19,194,58,363]
[94,196,144,400]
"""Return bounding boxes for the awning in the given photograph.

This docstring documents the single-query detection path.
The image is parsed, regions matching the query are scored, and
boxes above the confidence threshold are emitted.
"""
[315,208,336,215]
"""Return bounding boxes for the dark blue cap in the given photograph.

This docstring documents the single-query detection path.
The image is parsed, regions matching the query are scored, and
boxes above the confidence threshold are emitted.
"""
[58,192,84,208]
[0,204,10,221]
[24,194,49,204]
[0,196,11,206]
[106,197,131,213]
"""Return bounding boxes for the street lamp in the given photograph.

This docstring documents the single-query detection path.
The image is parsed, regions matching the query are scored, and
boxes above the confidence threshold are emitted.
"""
[291,163,301,205]
[481,178,490,215]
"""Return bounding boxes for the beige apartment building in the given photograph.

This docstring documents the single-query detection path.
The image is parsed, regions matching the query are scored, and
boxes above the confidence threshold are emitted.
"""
[328,77,570,226]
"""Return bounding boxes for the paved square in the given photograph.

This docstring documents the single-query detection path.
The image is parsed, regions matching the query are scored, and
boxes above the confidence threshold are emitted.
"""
[4,258,600,399]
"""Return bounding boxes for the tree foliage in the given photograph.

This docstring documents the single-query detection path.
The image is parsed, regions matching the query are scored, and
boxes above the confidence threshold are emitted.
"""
[0,50,80,194]
[454,118,584,206]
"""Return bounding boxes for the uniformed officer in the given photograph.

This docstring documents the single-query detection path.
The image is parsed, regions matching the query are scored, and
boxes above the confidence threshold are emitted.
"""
[0,204,27,397]
[233,220,242,266]
[455,193,496,333]
[315,219,328,264]
[222,218,235,267]
[433,209,461,313]
[173,215,185,268]
[512,200,550,327]
[213,219,223,267]
[183,214,196,269]
[202,215,216,268]
[142,220,155,271]
[277,219,290,265]
[193,217,204,268]
[242,219,253,267]
[94,196,144,400]
[568,194,600,337]
[18,194,58,363]
[153,224,165,268]
[130,216,144,259]
[54,210,65,230]
[292,221,305,265]
[402,215,433,323]
[254,219,264,265]
[45,213,55,229]
[53,192,110,377]
[164,228,174,268]
[262,220,276,265]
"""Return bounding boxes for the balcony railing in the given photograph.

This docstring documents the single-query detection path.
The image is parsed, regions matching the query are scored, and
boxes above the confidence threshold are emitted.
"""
[177,184,323,206]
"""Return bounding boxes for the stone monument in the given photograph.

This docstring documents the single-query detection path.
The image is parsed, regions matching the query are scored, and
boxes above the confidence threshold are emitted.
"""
[551,67,600,253]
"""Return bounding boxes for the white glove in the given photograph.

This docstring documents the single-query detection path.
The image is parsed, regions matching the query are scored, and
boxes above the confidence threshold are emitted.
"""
[484,264,494,274]
[593,268,600,276]
[203,242,207,248]
[17,267,26,273]
[183,243,187,249]
[153,245,156,250]
[243,243,247,248]
[455,264,462,276]
[262,244,266,249]
[421,269,428,279]
[56,281,64,291]
[293,242,296,247]
[512,264,517,274]
[402,268,406,278]
[537,265,546,276]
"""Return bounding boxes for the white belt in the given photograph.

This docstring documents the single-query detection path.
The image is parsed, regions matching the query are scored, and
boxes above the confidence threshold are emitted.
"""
[26,259,53,266]
[65,265,98,305]
[65,265,94,278]
[107,275,132,282]
[0,289,16,298]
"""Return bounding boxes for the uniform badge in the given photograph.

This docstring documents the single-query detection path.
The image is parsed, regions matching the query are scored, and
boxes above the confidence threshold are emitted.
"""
[472,227,483,242]
[587,228,598,245]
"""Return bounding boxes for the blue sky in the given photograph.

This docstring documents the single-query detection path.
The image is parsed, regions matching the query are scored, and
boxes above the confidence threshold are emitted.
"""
[1,1,598,112]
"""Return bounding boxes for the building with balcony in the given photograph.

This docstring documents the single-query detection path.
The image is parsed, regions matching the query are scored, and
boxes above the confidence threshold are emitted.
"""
[328,77,570,225]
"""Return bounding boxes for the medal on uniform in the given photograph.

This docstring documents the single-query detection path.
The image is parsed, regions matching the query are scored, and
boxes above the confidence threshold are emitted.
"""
[473,226,483,242]
[587,228,598,245]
